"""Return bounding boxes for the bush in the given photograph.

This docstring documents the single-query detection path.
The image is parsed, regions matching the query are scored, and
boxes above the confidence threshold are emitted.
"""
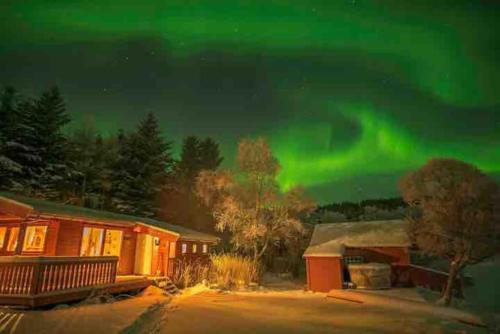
[210,254,260,290]
[172,259,210,288]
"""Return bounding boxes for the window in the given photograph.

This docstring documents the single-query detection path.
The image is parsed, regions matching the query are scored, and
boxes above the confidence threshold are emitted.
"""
[192,243,197,253]
[23,226,48,252]
[0,227,6,249]
[80,227,104,256]
[168,242,176,258]
[103,229,123,257]
[7,227,19,252]
[344,256,364,265]
[202,244,208,254]
[181,243,187,254]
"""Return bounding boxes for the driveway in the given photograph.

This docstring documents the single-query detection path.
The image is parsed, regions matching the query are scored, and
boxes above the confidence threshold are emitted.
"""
[137,290,486,334]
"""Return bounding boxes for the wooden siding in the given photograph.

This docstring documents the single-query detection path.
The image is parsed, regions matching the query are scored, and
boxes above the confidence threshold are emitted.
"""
[0,212,22,223]
[0,200,32,218]
[55,220,84,256]
[392,264,462,294]
[305,256,344,292]
[1,212,217,278]
[119,229,136,275]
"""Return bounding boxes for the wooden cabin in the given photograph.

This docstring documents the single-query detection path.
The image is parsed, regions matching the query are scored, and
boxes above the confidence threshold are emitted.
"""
[0,192,219,278]
[303,220,411,292]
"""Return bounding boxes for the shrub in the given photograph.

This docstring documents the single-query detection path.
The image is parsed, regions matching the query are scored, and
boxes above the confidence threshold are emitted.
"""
[172,259,210,288]
[210,254,260,289]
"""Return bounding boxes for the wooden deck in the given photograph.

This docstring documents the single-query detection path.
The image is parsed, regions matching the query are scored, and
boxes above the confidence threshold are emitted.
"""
[0,256,153,308]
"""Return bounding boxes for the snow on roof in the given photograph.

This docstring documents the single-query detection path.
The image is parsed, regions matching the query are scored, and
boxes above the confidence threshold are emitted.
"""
[303,219,410,257]
[0,192,219,243]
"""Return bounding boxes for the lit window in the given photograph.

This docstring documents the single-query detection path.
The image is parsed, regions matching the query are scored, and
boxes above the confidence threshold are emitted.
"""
[0,227,6,249]
[23,226,48,252]
[202,244,208,254]
[80,227,104,256]
[103,229,123,257]
[192,243,197,253]
[7,227,19,252]
[181,243,187,254]
[168,242,176,258]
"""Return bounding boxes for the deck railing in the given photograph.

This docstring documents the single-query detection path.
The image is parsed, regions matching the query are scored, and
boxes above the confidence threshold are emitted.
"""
[0,256,118,296]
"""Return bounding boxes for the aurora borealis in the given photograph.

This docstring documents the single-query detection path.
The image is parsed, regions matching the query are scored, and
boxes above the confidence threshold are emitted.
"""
[1,1,499,202]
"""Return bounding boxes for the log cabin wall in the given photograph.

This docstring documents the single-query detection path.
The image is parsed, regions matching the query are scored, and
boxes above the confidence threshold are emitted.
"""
[55,220,84,256]
[119,229,136,275]
[55,219,138,275]
[141,226,178,276]
[0,220,20,256]
[176,240,212,262]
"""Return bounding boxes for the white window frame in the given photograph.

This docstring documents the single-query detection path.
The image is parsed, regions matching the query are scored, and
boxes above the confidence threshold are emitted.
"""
[181,243,187,254]
[192,243,197,253]
[202,244,208,254]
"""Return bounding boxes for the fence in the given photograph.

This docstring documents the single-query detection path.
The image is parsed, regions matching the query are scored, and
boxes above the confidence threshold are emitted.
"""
[0,256,118,296]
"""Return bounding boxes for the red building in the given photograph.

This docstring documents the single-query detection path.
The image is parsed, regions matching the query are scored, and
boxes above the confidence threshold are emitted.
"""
[304,220,411,292]
[0,192,218,278]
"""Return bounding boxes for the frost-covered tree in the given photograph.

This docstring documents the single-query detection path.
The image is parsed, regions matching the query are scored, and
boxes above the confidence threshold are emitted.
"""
[196,137,315,262]
[400,158,499,306]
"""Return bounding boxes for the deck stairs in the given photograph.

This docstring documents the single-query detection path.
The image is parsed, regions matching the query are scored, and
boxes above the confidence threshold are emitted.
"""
[151,277,180,296]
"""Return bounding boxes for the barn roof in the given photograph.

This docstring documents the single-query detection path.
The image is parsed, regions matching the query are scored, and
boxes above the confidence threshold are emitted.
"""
[0,192,219,243]
[303,219,410,257]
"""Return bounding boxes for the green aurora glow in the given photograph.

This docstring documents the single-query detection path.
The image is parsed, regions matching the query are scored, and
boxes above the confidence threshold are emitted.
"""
[1,1,499,201]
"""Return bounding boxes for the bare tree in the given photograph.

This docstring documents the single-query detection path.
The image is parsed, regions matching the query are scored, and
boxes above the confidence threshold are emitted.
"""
[399,158,499,306]
[196,137,315,263]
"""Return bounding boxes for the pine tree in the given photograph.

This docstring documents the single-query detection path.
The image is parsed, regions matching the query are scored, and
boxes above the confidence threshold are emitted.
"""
[9,99,43,192]
[174,136,223,185]
[31,86,71,199]
[65,119,101,206]
[91,134,119,210]
[110,113,173,217]
[175,136,201,185]
[0,87,31,190]
[199,137,223,171]
[161,135,223,232]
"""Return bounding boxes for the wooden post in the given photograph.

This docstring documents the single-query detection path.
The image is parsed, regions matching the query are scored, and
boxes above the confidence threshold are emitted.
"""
[15,222,27,255]
[30,262,42,295]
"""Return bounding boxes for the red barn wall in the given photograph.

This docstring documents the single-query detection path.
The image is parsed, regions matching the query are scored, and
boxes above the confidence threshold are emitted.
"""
[344,246,410,265]
[306,256,343,292]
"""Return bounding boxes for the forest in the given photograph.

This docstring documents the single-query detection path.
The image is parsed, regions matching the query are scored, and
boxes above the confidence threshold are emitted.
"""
[0,85,223,233]
[1,85,408,232]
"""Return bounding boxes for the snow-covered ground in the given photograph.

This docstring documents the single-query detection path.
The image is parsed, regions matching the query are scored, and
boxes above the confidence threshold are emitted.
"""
[126,289,488,334]
[0,287,170,334]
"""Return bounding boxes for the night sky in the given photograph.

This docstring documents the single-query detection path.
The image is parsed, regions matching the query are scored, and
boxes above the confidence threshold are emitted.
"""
[1,1,499,203]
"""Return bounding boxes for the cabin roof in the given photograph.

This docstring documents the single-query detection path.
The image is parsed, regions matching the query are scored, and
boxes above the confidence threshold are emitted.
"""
[303,219,410,257]
[0,192,219,243]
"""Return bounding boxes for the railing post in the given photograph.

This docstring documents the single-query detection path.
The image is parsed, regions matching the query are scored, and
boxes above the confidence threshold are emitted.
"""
[110,259,117,283]
[30,262,42,295]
